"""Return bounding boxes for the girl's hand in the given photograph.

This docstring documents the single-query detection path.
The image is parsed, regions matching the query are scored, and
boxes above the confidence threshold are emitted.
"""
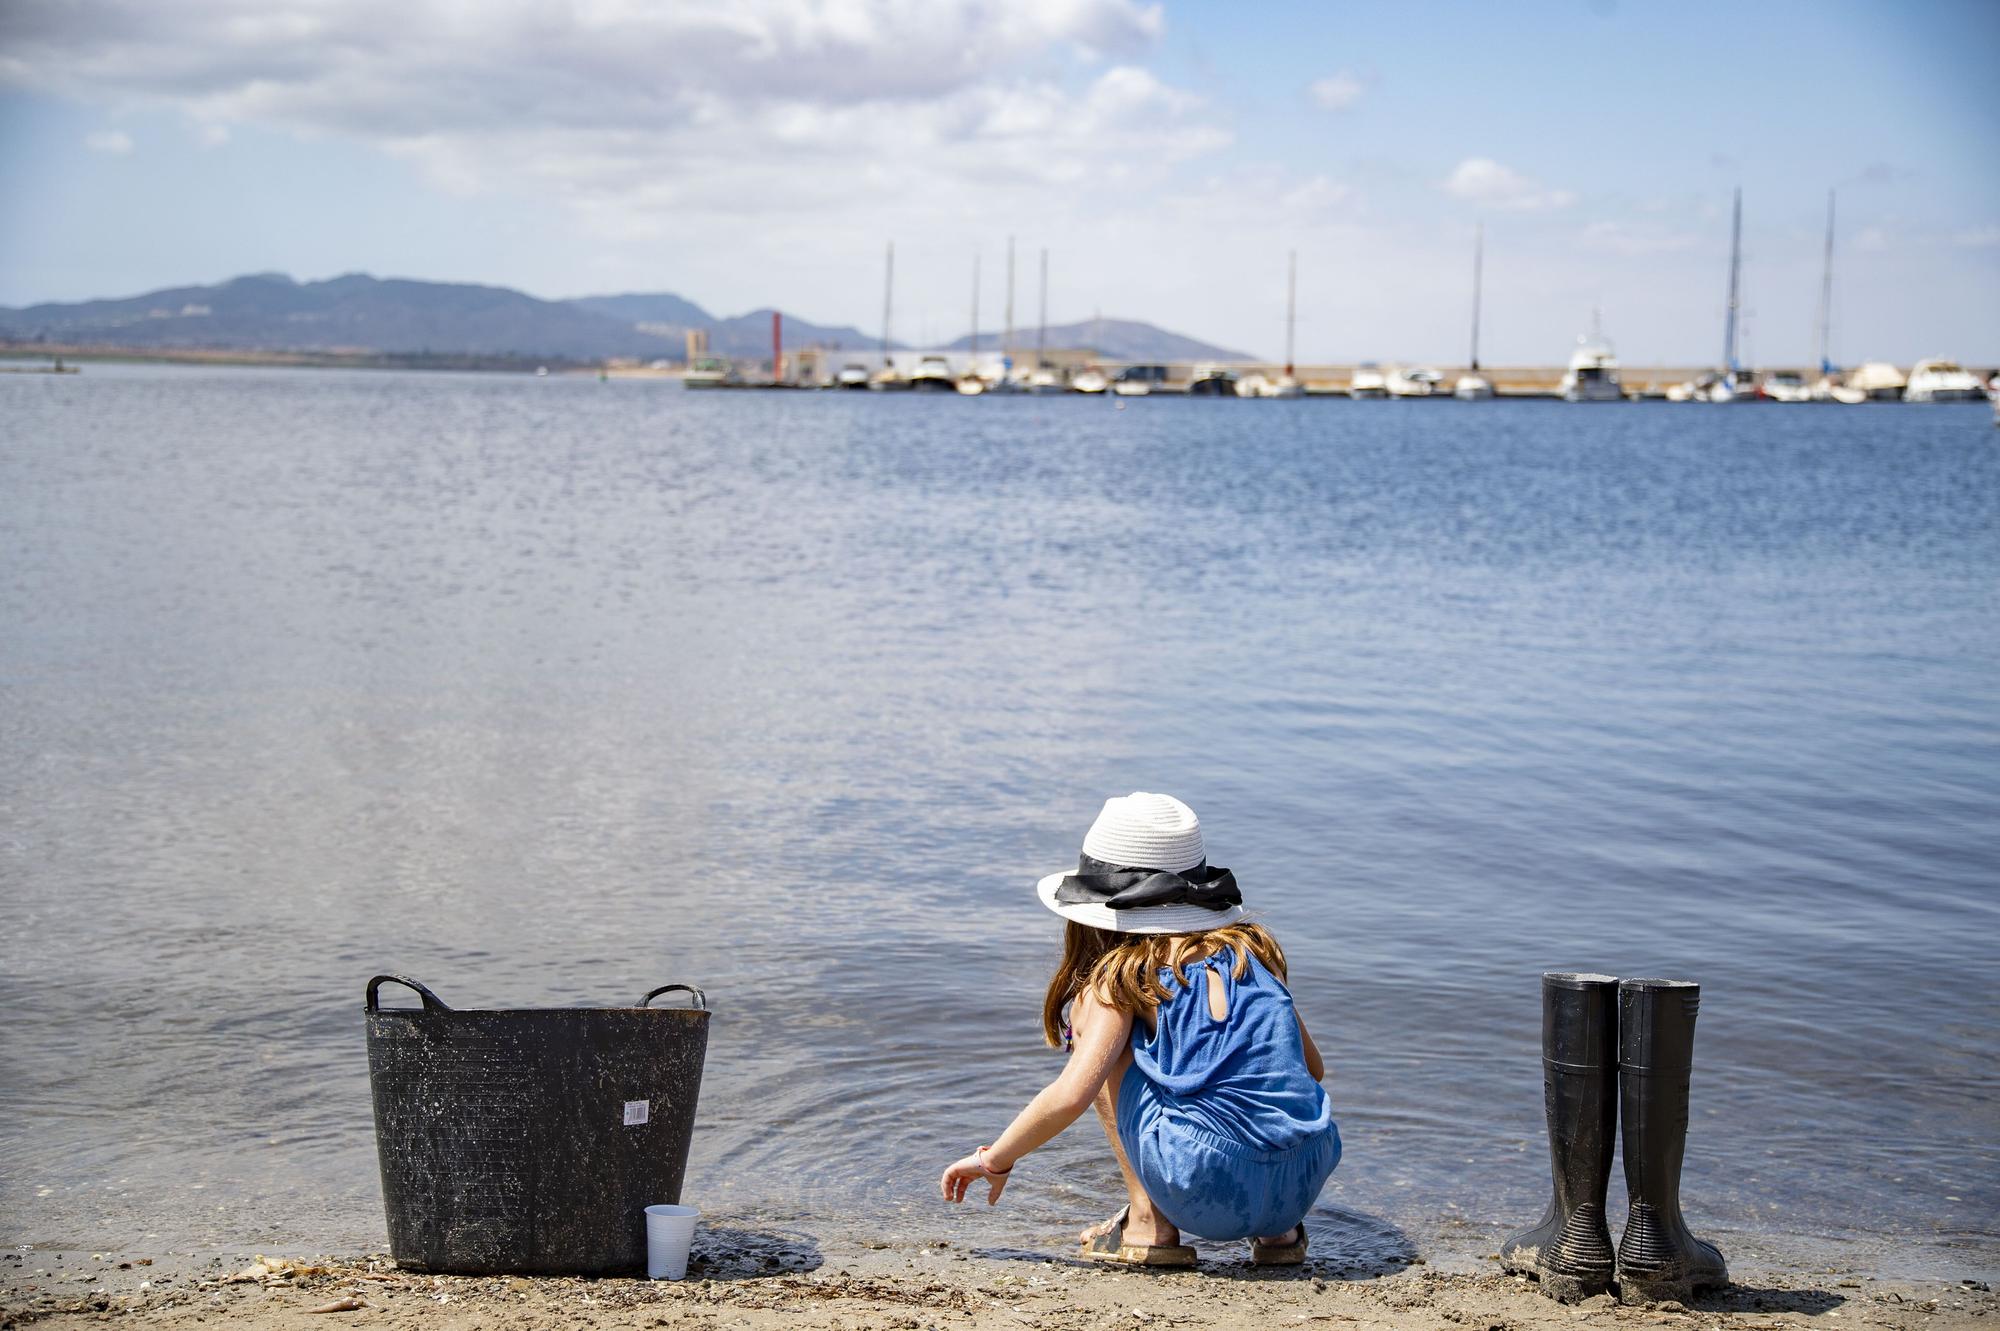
[939,1150,1010,1206]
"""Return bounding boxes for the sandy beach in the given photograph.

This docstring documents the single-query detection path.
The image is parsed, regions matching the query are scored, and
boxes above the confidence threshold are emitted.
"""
[7,1240,1995,1331]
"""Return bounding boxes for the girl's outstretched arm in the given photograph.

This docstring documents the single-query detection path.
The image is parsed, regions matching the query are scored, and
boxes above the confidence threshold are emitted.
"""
[939,990,1132,1205]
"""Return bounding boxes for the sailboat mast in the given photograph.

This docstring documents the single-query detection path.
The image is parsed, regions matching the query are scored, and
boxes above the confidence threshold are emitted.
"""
[1722,186,1742,372]
[1470,222,1484,373]
[881,242,894,366]
[1284,250,1297,378]
[1004,236,1015,367]
[1037,249,1048,369]
[1815,189,1835,375]
[969,253,980,359]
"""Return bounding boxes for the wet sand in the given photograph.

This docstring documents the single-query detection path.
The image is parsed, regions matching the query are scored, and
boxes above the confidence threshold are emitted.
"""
[7,1242,1994,1331]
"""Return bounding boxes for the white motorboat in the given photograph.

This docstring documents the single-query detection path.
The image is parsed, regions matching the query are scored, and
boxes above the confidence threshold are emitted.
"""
[955,375,986,396]
[1347,362,1388,398]
[1845,361,1907,400]
[1558,332,1623,401]
[1386,365,1443,397]
[835,362,871,390]
[1453,374,1493,399]
[684,355,736,389]
[1070,368,1108,394]
[1809,374,1867,404]
[1187,364,1238,397]
[1265,374,1305,398]
[1903,358,1984,402]
[908,355,955,392]
[1026,366,1065,394]
[1114,364,1168,396]
[1759,371,1812,402]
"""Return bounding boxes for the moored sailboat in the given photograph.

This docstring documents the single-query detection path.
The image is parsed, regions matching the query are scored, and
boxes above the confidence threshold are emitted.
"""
[1454,223,1495,399]
[1694,188,1756,402]
[870,241,908,390]
[956,253,987,394]
[1269,250,1305,397]
[1805,190,1855,402]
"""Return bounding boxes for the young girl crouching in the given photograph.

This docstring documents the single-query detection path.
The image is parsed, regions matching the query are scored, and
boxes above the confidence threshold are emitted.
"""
[941,793,1340,1267]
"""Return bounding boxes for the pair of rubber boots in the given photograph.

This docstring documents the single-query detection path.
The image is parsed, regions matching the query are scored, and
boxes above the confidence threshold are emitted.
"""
[1501,974,1727,1305]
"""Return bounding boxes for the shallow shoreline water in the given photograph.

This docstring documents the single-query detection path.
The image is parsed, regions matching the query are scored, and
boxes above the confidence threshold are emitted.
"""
[1,364,1995,1280]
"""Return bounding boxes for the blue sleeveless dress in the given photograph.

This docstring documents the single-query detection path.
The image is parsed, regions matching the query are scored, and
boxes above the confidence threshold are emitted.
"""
[1114,952,1341,1241]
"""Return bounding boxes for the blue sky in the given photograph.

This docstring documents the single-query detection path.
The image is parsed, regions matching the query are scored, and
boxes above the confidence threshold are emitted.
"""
[2,0,1995,364]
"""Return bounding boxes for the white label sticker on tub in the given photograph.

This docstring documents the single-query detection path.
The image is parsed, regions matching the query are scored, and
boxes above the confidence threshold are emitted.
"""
[623,1100,650,1126]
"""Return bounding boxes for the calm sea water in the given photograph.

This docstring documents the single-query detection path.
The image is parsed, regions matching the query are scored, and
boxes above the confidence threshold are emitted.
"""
[1,364,1995,1279]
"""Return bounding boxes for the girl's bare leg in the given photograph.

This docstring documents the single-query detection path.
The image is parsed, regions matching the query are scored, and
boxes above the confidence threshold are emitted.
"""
[1081,1047,1299,1248]
[1079,1047,1181,1247]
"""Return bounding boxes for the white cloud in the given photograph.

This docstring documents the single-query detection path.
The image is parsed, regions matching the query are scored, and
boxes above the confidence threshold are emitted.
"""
[1308,71,1365,112]
[198,122,230,147]
[1852,226,1890,253]
[84,128,132,154]
[1951,225,2000,249]
[1440,157,1575,212]
[3,0,1213,237]
[1,0,1167,126]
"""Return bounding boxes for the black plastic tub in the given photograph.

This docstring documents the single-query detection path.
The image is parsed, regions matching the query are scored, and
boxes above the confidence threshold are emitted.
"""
[364,975,710,1275]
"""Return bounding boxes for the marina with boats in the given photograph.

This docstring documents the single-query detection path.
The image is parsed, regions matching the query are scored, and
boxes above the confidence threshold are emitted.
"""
[671,189,1995,407]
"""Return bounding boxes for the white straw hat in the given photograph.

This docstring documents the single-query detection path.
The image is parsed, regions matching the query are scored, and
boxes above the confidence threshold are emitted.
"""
[1036,793,1246,935]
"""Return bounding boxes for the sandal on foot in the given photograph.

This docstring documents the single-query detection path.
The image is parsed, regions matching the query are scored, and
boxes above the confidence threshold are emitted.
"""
[1080,1206,1197,1267]
[1250,1225,1308,1267]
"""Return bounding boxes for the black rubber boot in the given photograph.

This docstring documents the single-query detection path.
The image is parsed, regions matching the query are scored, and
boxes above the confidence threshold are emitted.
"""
[1499,972,1620,1302]
[1615,978,1728,1304]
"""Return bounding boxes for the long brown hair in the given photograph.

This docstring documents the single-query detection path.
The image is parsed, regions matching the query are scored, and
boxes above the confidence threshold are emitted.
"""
[1041,919,1287,1047]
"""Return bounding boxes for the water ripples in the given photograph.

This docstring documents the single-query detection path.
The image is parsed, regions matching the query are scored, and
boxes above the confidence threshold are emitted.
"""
[1,366,1995,1275]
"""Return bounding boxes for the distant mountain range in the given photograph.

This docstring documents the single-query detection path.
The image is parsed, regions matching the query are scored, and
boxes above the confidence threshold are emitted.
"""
[944,318,1250,363]
[0,272,1250,364]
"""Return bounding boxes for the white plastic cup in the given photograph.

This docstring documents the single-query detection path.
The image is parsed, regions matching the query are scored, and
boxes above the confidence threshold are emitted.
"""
[644,1204,699,1280]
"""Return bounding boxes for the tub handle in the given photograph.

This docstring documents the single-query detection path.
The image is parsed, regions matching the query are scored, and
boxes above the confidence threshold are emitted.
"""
[639,983,707,1010]
[366,975,451,1013]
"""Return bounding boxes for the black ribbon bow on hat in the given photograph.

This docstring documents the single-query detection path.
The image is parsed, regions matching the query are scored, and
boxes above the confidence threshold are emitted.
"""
[1054,853,1242,912]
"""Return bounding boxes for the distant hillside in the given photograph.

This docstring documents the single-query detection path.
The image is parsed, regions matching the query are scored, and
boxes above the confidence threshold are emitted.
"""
[2,273,1241,365]
[563,294,885,358]
[708,307,886,357]
[567,291,714,328]
[943,317,1251,363]
[0,273,671,359]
